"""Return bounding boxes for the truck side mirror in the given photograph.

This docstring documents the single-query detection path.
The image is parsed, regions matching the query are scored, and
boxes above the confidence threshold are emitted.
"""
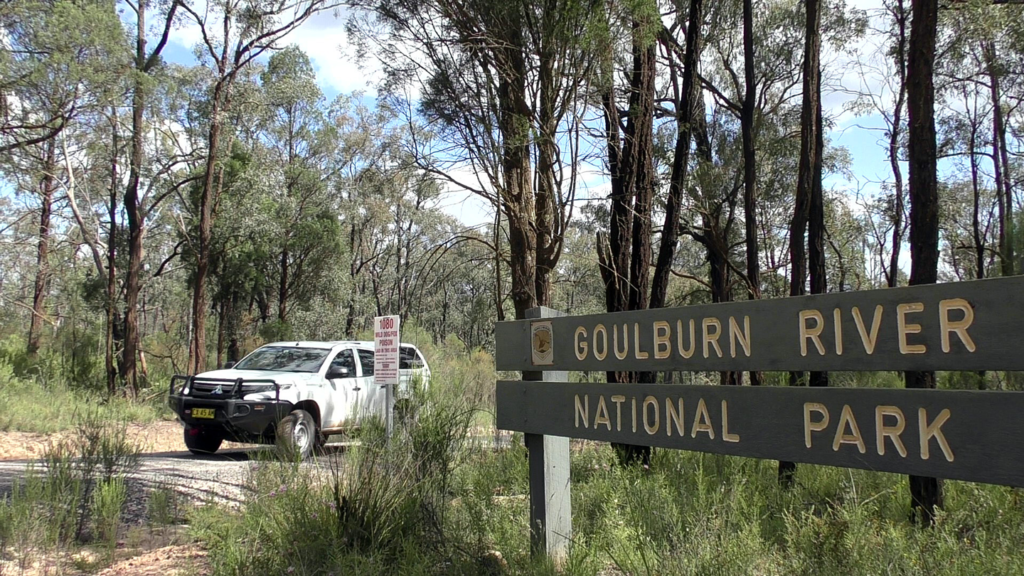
[223,360,237,369]
[327,366,350,379]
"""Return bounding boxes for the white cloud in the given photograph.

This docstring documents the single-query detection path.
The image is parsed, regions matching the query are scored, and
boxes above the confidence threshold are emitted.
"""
[167,8,381,95]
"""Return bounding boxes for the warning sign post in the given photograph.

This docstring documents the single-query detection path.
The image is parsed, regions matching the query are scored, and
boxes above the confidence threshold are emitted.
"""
[374,315,400,437]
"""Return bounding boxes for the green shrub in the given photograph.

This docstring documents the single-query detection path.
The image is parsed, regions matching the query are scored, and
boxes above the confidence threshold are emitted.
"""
[147,485,182,526]
[93,477,127,556]
[0,373,167,433]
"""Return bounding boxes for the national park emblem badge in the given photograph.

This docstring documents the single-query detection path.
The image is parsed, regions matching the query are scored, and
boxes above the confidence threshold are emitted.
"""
[531,320,553,366]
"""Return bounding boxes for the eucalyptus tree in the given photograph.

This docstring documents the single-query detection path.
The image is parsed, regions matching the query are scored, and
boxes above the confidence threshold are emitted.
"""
[905,0,942,525]
[179,0,341,374]
[937,1,1023,278]
[351,0,602,319]
[258,46,340,326]
[0,0,126,358]
[0,1,123,154]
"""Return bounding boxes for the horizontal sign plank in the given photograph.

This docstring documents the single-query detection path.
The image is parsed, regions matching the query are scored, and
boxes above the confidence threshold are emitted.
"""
[495,277,1024,372]
[497,381,1024,487]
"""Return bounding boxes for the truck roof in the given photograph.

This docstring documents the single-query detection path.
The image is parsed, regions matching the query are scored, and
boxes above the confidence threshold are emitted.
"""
[263,341,422,350]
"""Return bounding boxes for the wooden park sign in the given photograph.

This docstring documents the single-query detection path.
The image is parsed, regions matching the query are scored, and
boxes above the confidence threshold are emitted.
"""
[494,277,1024,560]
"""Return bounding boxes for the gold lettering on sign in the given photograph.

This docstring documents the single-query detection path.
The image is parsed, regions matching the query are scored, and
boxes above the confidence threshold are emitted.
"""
[875,406,907,457]
[832,405,867,454]
[594,396,611,431]
[653,321,671,359]
[611,395,626,431]
[833,308,844,355]
[852,305,883,354]
[721,400,740,442]
[919,408,954,462]
[703,318,724,358]
[614,324,629,360]
[677,319,696,359]
[897,303,926,354]
[691,398,715,439]
[666,398,685,436]
[594,324,608,360]
[939,298,976,353]
[799,310,826,356]
[729,316,752,358]
[574,394,589,429]
[634,323,649,360]
[575,327,588,360]
[804,403,829,448]
[643,396,660,434]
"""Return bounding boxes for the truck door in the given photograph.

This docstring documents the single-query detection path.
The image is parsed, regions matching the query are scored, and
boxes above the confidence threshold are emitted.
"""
[323,349,360,428]
[357,348,385,421]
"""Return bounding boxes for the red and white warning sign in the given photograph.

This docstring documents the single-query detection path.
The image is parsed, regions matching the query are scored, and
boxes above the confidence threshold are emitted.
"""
[373,315,400,387]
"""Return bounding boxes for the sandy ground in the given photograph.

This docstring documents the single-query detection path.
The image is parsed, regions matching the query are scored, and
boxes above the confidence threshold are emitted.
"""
[0,419,254,461]
[0,421,512,575]
[0,526,210,576]
[0,420,244,576]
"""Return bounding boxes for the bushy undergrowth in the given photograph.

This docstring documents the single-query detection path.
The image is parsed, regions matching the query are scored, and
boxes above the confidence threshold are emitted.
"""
[193,373,1024,576]
[0,415,142,570]
[0,357,167,433]
[191,383,496,575]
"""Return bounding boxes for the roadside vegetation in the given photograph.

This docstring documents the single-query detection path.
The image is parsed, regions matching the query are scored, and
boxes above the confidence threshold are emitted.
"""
[0,414,194,574]
[0,336,168,434]
[183,362,1024,576]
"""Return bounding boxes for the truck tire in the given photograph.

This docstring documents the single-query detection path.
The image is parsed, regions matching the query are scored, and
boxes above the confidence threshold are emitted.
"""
[276,409,316,460]
[184,425,223,455]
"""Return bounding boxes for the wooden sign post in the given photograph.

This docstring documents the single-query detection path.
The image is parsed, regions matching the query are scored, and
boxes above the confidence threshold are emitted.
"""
[495,277,1024,561]
[522,307,571,563]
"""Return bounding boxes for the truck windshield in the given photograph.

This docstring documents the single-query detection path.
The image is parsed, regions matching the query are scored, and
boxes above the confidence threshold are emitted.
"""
[234,347,331,373]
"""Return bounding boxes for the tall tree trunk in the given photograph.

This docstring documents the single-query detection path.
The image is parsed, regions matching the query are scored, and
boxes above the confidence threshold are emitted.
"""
[535,36,557,309]
[781,0,822,483]
[188,82,226,375]
[651,0,705,310]
[279,246,289,322]
[216,298,226,369]
[741,0,762,386]
[968,103,984,281]
[123,1,149,397]
[808,105,828,387]
[107,110,119,396]
[494,204,505,321]
[607,13,658,465]
[27,140,56,358]
[905,0,942,525]
[887,0,908,288]
[601,87,631,317]
[626,27,656,319]
[984,42,1015,277]
[498,38,537,319]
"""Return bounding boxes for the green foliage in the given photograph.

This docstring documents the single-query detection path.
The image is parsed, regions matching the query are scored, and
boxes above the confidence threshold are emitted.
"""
[147,485,184,527]
[92,477,127,556]
[0,360,166,433]
[0,413,141,571]
[191,359,1024,576]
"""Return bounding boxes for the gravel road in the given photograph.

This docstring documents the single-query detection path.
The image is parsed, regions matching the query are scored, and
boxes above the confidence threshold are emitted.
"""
[0,444,353,527]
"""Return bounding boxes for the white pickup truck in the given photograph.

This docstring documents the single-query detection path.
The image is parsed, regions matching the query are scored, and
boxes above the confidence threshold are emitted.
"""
[167,341,430,458]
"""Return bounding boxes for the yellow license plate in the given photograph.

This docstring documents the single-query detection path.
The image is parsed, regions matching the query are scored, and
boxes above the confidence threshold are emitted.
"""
[192,408,216,419]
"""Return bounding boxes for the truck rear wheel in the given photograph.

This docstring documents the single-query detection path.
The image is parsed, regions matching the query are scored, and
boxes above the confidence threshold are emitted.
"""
[276,409,316,460]
[184,425,224,455]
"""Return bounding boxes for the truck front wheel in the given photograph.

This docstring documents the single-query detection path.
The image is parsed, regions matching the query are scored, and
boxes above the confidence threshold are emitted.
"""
[276,409,316,460]
[184,425,224,455]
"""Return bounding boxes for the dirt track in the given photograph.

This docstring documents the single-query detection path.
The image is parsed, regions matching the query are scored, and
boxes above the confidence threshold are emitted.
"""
[0,421,354,576]
[0,420,254,461]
